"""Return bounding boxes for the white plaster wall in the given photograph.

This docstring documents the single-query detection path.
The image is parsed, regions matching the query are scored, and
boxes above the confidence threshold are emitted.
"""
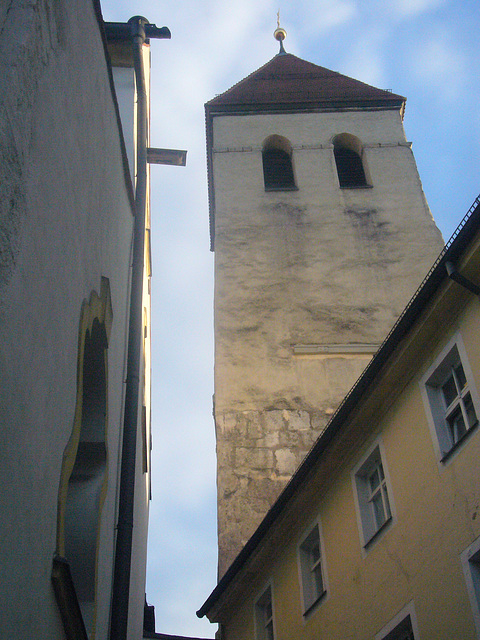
[211,107,444,574]
[0,1,146,637]
[113,66,135,180]
[213,108,443,412]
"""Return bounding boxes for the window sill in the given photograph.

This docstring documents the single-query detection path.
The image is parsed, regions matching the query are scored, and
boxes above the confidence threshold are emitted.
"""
[265,185,298,192]
[303,590,327,617]
[339,184,373,190]
[363,516,392,550]
[440,420,478,463]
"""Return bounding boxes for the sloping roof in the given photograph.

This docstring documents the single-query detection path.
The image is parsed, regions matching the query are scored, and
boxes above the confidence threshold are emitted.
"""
[206,52,404,113]
[197,195,480,621]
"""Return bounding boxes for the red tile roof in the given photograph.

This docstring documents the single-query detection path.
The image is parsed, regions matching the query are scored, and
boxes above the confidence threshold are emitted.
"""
[206,52,404,112]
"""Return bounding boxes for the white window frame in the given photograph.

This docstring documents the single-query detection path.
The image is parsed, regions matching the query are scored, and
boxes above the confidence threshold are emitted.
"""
[352,439,395,550]
[421,334,479,464]
[254,583,275,640]
[375,601,420,640]
[297,518,328,616]
[461,535,480,638]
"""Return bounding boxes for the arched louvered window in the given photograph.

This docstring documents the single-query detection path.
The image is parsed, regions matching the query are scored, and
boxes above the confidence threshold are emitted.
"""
[333,134,369,188]
[263,135,296,191]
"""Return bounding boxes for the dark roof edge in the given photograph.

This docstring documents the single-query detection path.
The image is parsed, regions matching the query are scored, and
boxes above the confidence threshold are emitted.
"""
[197,193,480,619]
[206,100,404,116]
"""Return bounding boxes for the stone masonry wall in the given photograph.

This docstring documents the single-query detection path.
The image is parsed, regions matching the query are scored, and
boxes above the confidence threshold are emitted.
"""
[212,107,444,576]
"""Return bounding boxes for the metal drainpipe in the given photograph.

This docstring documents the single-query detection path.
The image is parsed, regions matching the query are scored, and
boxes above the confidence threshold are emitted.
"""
[109,16,170,640]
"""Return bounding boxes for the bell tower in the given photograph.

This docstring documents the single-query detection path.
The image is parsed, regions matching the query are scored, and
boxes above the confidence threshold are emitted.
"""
[206,31,444,577]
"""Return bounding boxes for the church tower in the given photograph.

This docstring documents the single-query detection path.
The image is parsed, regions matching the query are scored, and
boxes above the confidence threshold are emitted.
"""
[206,31,444,577]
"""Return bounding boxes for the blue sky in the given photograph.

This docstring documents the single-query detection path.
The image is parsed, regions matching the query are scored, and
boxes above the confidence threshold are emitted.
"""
[101,1,479,636]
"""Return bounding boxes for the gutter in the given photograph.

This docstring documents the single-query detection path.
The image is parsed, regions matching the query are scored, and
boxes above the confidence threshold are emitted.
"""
[197,193,480,620]
[109,16,170,640]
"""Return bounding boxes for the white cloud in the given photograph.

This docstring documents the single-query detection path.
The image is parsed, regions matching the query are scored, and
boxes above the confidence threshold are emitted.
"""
[340,26,390,87]
[287,0,356,35]
[393,0,448,18]
[408,30,467,99]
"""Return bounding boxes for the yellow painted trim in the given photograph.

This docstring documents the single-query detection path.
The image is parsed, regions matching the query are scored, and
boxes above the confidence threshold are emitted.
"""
[55,278,113,638]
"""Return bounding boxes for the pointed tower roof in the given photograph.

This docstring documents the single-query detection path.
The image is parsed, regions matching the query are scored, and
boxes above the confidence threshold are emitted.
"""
[206,53,405,114]
[205,52,406,250]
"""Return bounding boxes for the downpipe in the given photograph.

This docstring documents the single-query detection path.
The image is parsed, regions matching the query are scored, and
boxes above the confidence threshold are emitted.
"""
[109,16,169,640]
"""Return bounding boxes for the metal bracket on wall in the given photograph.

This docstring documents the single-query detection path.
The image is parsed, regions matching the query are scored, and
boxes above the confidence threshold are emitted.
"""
[147,147,187,166]
[445,261,480,297]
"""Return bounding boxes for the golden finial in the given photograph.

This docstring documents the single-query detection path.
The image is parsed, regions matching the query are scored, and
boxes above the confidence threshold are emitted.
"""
[273,11,287,54]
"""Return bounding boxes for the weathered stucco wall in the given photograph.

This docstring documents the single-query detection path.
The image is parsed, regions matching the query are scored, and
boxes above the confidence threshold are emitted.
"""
[212,107,444,575]
[0,1,147,637]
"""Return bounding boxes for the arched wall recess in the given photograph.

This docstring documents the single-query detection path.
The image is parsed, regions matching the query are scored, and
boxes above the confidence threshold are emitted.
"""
[262,134,297,191]
[55,276,113,637]
[333,133,369,188]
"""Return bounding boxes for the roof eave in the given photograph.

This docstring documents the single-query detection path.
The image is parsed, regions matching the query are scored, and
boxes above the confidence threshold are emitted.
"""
[207,97,404,115]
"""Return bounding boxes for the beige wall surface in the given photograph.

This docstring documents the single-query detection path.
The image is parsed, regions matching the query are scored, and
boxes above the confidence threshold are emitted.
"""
[213,109,443,411]
[212,105,444,575]
[216,292,480,640]
[0,1,149,637]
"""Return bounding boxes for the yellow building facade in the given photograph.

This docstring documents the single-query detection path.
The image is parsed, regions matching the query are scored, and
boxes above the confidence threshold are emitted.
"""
[199,197,480,639]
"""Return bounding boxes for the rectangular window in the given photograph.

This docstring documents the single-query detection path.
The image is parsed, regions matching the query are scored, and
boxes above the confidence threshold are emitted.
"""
[353,442,394,547]
[462,536,480,638]
[367,459,391,531]
[379,615,415,640]
[375,602,419,640]
[255,585,274,640]
[298,521,326,614]
[422,338,479,460]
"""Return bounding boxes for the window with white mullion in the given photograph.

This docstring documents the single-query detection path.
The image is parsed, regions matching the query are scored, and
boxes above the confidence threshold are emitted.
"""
[307,540,323,598]
[264,600,273,640]
[422,339,480,461]
[368,461,391,531]
[310,550,322,584]
[441,361,478,446]
[255,585,275,640]
[299,522,326,613]
[353,442,395,548]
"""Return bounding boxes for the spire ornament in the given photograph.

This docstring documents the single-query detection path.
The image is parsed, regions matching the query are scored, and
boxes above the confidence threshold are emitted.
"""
[273,11,287,54]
